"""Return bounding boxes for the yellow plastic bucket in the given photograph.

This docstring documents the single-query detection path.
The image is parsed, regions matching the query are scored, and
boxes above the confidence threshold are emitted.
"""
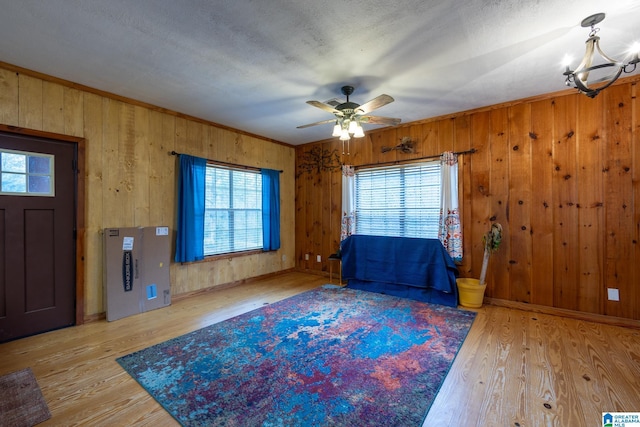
[457,278,487,308]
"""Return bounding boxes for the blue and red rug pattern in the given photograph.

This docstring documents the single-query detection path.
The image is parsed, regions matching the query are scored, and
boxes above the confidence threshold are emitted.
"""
[117,285,476,426]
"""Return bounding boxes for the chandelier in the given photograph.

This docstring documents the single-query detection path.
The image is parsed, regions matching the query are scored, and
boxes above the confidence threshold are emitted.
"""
[563,13,639,98]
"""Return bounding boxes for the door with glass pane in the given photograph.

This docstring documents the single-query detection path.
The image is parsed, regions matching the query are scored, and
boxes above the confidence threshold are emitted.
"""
[0,132,76,342]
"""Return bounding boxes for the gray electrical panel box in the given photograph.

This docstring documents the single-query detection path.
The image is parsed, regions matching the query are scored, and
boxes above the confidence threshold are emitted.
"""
[103,226,171,321]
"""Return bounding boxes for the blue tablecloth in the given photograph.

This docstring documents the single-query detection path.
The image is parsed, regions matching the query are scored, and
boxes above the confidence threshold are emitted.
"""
[340,235,459,307]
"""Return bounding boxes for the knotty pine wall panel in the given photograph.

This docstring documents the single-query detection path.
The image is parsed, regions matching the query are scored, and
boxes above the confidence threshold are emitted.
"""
[18,74,43,130]
[467,111,492,281]
[508,103,533,303]
[603,84,635,319]
[0,69,18,124]
[82,93,106,314]
[633,83,640,321]
[437,120,454,154]
[295,77,640,320]
[0,64,296,318]
[42,81,64,133]
[575,94,604,315]
[347,134,371,165]
[63,87,84,138]
[529,99,555,307]
[487,108,511,300]
[134,106,150,226]
[551,95,581,311]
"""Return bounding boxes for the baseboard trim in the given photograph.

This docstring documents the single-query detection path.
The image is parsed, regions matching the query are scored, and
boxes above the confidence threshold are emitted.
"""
[485,297,640,330]
[84,268,297,322]
[171,268,297,303]
[293,267,329,277]
[83,312,105,323]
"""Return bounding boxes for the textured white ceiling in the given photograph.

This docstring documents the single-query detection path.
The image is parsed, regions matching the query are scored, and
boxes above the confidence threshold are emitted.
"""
[0,0,639,145]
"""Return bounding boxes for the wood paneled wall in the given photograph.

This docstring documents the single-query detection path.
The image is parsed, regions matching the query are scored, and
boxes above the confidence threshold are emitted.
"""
[0,64,296,319]
[296,77,640,320]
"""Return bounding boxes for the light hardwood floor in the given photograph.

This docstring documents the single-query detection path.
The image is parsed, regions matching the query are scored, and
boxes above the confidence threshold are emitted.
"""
[1,271,638,426]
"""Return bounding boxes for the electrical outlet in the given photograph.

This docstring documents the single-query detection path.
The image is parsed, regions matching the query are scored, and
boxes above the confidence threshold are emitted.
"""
[607,288,620,301]
[304,253,309,261]
[316,255,321,262]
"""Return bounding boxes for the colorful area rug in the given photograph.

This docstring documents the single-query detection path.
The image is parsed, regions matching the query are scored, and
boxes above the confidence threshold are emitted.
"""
[117,285,476,426]
[0,367,51,427]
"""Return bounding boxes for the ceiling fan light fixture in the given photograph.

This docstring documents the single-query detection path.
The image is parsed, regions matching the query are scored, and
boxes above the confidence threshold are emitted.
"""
[353,124,365,138]
[339,128,351,141]
[348,119,359,134]
[563,13,639,98]
[332,122,342,137]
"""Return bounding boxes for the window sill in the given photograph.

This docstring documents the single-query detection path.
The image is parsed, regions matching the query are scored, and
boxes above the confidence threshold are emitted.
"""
[179,248,266,265]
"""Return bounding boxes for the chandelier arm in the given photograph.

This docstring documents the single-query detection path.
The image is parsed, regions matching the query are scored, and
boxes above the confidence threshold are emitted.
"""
[594,39,622,66]
[572,77,598,97]
[573,38,596,78]
[623,62,637,73]
[573,64,623,97]
[580,63,623,84]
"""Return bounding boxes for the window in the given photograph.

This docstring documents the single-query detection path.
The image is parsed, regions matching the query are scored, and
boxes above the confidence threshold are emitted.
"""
[355,161,441,238]
[0,149,54,196]
[175,154,280,263]
[203,165,263,255]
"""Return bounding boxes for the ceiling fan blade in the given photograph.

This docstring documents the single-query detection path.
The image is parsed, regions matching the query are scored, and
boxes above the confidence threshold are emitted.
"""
[359,115,401,126]
[355,94,394,115]
[296,118,336,129]
[306,100,342,115]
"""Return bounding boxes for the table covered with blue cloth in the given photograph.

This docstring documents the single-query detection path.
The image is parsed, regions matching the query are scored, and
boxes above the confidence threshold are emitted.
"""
[340,235,459,307]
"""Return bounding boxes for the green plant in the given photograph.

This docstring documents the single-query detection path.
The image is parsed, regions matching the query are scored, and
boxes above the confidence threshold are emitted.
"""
[479,223,503,285]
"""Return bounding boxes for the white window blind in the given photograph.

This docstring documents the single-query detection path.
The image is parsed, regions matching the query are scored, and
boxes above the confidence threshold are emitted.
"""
[355,161,441,238]
[204,165,263,255]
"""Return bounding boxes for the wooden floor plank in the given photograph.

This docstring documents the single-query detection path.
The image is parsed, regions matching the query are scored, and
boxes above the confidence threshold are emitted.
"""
[423,304,640,427]
[1,271,638,426]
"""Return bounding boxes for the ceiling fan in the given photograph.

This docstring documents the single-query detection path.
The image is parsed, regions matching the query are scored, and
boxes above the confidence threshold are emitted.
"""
[297,85,401,140]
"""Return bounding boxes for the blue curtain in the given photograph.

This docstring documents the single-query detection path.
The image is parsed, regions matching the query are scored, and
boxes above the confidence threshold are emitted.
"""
[261,168,281,251]
[175,154,207,263]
